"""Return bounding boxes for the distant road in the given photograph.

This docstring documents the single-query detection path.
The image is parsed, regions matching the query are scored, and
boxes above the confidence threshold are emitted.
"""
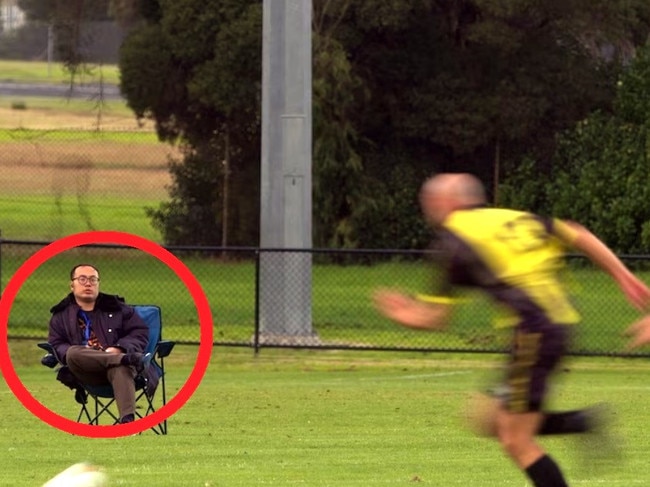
[0,81,123,100]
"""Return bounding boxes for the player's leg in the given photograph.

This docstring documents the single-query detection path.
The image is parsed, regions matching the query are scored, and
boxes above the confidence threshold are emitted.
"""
[536,323,603,437]
[498,324,570,486]
[466,324,573,439]
[464,391,604,438]
[463,391,500,436]
[496,408,568,487]
[539,408,594,435]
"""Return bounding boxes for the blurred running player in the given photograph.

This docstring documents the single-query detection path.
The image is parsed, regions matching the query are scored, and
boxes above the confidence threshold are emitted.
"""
[374,173,650,487]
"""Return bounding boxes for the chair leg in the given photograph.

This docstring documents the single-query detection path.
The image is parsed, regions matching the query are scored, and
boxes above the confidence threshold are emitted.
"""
[136,390,168,435]
[77,403,92,423]
[80,396,119,426]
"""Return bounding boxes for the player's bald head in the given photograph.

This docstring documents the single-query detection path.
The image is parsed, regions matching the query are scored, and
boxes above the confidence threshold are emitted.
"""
[420,173,486,224]
[421,173,486,204]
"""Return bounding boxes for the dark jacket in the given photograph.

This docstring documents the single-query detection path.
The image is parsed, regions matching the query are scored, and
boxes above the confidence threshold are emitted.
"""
[48,292,148,363]
[48,292,161,396]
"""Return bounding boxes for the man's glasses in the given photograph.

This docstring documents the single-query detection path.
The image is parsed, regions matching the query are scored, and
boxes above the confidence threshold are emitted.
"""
[72,275,100,285]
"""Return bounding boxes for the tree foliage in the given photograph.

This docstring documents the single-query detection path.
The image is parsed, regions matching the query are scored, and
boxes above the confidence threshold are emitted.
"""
[309,0,649,248]
[113,0,650,248]
[17,0,113,68]
[145,143,222,246]
[120,0,262,246]
[540,45,650,254]
[549,114,650,253]
[500,43,650,254]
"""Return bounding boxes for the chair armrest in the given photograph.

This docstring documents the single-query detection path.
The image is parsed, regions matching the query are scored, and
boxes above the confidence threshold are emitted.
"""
[156,340,175,359]
[38,342,60,368]
[37,342,54,354]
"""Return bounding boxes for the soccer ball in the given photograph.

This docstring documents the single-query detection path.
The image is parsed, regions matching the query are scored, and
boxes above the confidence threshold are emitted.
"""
[42,463,108,487]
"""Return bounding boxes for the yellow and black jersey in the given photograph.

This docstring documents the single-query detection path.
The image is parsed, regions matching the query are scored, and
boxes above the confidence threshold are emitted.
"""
[427,207,580,327]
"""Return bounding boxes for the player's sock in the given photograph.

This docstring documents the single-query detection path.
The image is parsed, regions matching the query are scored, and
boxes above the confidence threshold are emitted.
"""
[538,409,589,435]
[525,455,568,487]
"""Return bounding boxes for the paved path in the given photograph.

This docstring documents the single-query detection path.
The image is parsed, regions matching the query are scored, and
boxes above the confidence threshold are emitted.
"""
[0,81,123,99]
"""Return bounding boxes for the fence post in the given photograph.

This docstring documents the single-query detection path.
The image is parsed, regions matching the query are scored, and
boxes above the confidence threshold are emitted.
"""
[253,248,261,355]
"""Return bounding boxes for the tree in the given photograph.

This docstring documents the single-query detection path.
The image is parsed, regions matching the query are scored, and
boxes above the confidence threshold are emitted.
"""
[17,0,112,21]
[119,0,262,246]
[116,0,650,249]
[312,3,366,248]
[307,0,649,247]
[540,44,650,254]
[17,0,113,67]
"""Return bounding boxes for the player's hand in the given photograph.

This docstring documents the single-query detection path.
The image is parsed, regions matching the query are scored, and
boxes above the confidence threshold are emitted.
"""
[373,289,409,320]
[104,347,121,354]
[373,289,450,330]
[624,315,650,349]
[618,273,650,311]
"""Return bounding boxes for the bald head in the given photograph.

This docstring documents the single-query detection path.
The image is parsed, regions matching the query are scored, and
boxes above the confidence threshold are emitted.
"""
[420,173,486,224]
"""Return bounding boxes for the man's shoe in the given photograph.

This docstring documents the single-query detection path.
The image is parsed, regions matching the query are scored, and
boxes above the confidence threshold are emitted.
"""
[119,414,135,424]
[122,352,153,373]
[41,353,58,368]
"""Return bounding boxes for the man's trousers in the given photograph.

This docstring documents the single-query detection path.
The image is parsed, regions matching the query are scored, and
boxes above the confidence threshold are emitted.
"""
[65,346,137,418]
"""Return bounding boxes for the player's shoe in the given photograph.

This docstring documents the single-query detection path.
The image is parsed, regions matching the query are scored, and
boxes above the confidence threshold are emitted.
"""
[576,403,623,473]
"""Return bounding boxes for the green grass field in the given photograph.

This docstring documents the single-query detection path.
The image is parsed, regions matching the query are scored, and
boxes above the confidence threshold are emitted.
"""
[2,247,648,355]
[0,95,134,116]
[0,128,161,143]
[2,59,650,485]
[0,125,174,242]
[3,247,647,356]
[0,195,163,241]
[3,344,650,486]
[0,60,170,242]
[0,59,121,85]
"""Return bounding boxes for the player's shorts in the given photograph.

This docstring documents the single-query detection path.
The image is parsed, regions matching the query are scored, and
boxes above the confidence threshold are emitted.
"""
[494,322,570,413]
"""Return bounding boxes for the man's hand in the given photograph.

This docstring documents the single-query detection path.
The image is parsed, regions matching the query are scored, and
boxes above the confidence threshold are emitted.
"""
[617,272,650,311]
[104,347,122,354]
[624,315,650,349]
[373,289,450,330]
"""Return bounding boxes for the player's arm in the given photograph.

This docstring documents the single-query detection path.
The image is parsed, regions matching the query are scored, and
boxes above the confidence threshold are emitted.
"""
[373,289,452,330]
[624,315,650,349]
[555,220,650,310]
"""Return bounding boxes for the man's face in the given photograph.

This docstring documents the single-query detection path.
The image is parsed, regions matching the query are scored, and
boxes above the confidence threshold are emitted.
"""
[70,266,100,304]
[420,190,448,226]
[420,175,459,226]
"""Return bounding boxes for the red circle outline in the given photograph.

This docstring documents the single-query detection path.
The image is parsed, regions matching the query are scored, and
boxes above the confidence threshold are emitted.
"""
[0,231,213,437]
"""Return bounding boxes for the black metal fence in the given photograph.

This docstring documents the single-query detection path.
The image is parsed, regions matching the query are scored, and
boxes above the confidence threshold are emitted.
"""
[2,238,649,357]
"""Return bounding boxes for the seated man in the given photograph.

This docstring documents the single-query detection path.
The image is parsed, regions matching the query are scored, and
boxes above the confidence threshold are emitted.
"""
[48,263,152,424]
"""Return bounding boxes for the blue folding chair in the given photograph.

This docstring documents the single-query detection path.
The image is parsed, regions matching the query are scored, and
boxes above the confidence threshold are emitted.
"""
[39,304,175,434]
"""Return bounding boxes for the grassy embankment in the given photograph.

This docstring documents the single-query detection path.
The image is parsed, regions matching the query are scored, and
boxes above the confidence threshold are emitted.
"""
[0,60,172,241]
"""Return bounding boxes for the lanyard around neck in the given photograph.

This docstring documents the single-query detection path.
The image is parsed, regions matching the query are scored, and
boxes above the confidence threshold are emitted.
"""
[79,310,92,342]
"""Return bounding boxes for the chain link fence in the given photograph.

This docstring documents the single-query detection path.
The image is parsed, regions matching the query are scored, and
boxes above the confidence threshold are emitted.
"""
[3,238,648,357]
[1,33,649,358]
[0,89,178,245]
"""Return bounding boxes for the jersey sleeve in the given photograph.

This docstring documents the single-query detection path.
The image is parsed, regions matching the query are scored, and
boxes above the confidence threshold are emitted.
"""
[415,243,456,304]
[550,218,579,246]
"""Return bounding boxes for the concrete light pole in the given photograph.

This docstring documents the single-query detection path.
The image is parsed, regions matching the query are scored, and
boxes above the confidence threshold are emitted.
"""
[259,0,318,345]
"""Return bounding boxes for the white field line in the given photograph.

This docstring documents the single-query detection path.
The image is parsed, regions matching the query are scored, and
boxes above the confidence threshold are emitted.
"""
[316,370,473,385]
